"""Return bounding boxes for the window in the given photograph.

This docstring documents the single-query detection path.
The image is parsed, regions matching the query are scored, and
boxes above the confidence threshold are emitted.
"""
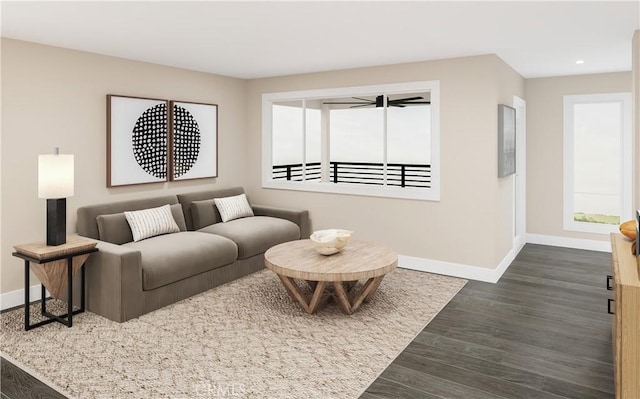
[563,93,632,234]
[262,81,440,201]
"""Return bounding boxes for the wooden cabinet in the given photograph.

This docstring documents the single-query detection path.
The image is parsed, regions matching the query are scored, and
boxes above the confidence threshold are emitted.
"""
[610,234,640,399]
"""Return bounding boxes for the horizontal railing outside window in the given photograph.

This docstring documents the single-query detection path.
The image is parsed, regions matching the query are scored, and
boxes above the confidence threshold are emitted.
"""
[272,162,431,188]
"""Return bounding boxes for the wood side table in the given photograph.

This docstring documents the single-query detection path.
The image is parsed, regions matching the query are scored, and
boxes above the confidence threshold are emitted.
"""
[13,236,98,330]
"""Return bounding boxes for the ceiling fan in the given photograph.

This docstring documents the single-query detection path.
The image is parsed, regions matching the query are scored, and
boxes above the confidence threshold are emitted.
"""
[323,95,430,108]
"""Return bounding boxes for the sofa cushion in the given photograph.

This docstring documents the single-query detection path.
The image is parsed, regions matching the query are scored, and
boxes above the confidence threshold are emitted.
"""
[125,205,180,242]
[214,194,254,223]
[190,199,217,230]
[123,231,238,291]
[198,216,300,259]
[97,204,187,245]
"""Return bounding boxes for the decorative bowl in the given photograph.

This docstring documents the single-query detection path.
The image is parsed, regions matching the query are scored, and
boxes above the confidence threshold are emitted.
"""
[310,229,353,255]
[619,219,637,240]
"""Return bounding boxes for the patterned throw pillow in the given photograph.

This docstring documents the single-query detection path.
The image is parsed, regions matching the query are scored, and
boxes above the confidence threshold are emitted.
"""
[124,204,180,242]
[213,194,254,223]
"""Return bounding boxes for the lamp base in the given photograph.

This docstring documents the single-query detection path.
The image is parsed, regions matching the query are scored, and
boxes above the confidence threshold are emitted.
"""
[46,198,66,246]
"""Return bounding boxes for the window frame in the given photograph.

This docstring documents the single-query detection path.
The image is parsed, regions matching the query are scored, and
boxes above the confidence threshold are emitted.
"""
[261,81,441,201]
[562,92,632,234]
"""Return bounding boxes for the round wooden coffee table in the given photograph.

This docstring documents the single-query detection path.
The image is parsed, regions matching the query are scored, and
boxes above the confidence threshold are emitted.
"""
[264,239,397,314]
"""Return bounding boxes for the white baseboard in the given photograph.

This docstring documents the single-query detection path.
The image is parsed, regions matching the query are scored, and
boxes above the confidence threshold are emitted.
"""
[0,285,48,311]
[526,233,611,252]
[399,239,525,283]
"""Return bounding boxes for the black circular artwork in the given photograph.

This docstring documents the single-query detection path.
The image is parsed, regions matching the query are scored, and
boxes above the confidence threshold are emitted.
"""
[132,104,167,179]
[172,104,201,178]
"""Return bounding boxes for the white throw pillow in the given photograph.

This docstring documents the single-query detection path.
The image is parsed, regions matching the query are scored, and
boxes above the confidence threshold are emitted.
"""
[124,204,180,242]
[214,194,254,223]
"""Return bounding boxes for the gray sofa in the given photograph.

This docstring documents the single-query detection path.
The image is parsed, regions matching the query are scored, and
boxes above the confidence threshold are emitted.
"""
[76,187,310,322]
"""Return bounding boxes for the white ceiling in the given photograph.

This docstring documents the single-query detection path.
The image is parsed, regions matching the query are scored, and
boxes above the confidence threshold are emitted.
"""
[2,1,639,79]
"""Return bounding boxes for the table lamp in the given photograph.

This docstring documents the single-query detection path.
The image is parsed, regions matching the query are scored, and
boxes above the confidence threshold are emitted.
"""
[38,147,74,246]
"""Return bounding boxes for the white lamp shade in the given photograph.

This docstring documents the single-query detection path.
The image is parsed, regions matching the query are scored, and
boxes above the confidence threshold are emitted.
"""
[38,154,74,198]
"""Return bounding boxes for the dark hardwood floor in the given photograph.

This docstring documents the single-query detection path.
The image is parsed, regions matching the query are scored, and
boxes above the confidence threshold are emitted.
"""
[362,244,614,399]
[1,244,613,399]
[0,357,66,399]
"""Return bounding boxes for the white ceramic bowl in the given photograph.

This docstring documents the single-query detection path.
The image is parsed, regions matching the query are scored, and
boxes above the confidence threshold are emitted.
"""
[310,229,353,255]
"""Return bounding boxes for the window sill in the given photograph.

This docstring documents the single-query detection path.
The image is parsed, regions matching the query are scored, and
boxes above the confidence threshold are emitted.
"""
[262,180,440,202]
[563,220,620,235]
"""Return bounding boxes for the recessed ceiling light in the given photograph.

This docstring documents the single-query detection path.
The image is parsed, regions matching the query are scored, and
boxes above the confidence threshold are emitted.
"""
[576,60,585,65]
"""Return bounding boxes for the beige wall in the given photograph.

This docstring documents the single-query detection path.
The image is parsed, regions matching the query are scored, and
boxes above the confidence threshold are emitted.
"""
[246,55,524,269]
[1,39,248,294]
[525,72,632,241]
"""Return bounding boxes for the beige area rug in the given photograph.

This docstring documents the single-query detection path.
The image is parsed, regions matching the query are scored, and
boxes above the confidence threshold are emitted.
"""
[1,268,466,399]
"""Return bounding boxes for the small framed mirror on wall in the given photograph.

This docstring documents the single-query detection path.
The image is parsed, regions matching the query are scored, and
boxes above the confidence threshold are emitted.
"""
[498,104,516,178]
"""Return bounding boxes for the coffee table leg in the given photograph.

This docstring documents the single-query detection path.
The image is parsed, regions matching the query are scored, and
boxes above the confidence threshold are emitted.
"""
[276,273,388,315]
[363,275,385,303]
[333,275,386,315]
[277,275,328,314]
[332,282,353,315]
[308,281,327,313]
[352,276,385,311]
[278,275,302,303]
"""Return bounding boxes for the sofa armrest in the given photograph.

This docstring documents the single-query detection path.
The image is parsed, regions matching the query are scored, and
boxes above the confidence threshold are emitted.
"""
[251,205,311,239]
[82,238,143,322]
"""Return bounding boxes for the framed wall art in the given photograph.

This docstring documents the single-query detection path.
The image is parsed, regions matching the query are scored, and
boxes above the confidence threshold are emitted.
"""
[498,104,516,178]
[170,100,218,181]
[107,95,169,187]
